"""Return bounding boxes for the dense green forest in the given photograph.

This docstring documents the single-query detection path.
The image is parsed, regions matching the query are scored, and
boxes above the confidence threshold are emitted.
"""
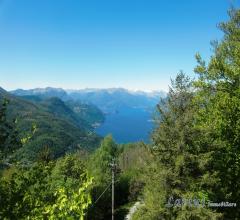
[0,88,104,162]
[0,8,240,220]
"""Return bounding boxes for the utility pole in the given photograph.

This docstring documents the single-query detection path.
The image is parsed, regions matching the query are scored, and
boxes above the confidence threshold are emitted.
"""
[110,159,116,220]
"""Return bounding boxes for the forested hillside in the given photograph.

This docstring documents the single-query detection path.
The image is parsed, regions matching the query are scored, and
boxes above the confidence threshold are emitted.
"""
[0,88,103,162]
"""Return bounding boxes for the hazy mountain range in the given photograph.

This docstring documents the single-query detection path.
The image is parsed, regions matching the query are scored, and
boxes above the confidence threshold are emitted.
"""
[10,87,167,143]
[11,87,166,112]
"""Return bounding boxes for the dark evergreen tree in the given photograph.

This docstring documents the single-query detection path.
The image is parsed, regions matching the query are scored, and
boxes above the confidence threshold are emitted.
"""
[133,72,221,219]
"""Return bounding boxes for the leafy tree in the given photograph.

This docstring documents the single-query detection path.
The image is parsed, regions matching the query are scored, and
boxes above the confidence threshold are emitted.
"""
[194,8,240,219]
[0,162,54,219]
[86,135,118,219]
[34,175,93,220]
[50,153,88,190]
[133,72,221,219]
[88,135,117,184]
[24,161,92,220]
[0,154,93,219]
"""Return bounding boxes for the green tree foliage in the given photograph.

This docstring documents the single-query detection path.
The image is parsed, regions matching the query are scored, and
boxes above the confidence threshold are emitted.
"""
[88,135,117,184]
[51,153,88,190]
[118,143,151,202]
[42,178,92,220]
[0,162,54,219]
[0,99,21,161]
[87,137,148,219]
[194,8,240,219]
[37,145,53,163]
[86,135,118,219]
[0,154,93,219]
[133,72,221,219]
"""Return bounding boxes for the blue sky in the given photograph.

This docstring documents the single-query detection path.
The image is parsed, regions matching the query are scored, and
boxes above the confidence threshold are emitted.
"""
[0,0,236,91]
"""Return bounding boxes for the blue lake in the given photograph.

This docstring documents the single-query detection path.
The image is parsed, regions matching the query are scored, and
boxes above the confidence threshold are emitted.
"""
[95,107,154,143]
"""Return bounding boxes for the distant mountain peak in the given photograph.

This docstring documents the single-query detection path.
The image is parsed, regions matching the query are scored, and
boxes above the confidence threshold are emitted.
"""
[0,87,7,93]
[9,86,167,112]
[11,87,68,100]
[10,86,166,96]
[66,87,166,96]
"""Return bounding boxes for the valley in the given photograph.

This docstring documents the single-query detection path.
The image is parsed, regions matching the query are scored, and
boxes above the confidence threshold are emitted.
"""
[11,87,166,143]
